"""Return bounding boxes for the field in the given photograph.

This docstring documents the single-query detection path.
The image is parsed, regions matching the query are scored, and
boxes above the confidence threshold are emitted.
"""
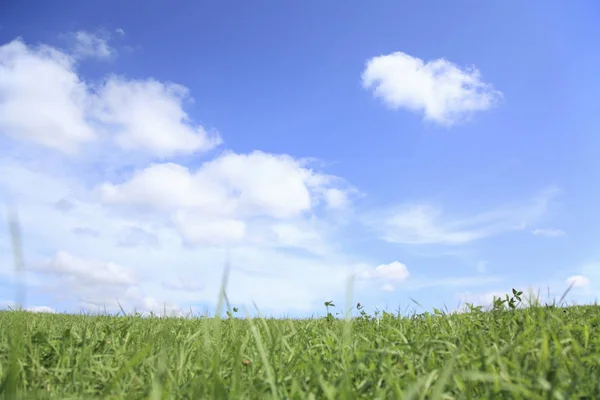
[1,293,599,399]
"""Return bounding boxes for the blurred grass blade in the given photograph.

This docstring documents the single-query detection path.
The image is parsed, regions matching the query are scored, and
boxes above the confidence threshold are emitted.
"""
[7,203,26,309]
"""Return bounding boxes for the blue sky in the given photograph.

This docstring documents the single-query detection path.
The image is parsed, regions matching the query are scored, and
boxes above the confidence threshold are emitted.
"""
[0,1,599,317]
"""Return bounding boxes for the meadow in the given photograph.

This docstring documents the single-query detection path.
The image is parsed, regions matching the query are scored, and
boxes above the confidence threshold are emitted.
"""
[1,290,599,399]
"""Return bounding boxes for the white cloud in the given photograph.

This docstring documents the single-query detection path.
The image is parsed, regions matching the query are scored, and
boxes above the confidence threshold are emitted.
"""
[358,261,409,282]
[25,306,56,313]
[371,187,560,245]
[23,250,185,316]
[98,152,316,218]
[1,35,578,318]
[0,38,220,157]
[71,31,114,60]
[0,39,95,154]
[0,153,354,315]
[566,275,590,288]
[92,77,221,157]
[532,228,565,237]
[0,35,361,316]
[197,151,331,218]
[0,301,56,313]
[33,251,137,287]
[323,188,349,209]
[98,151,352,249]
[362,51,502,125]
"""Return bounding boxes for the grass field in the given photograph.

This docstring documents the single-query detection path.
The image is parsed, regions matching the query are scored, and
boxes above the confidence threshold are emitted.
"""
[1,291,599,399]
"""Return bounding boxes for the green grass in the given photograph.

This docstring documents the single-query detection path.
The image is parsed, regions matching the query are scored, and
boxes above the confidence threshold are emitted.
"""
[1,297,599,399]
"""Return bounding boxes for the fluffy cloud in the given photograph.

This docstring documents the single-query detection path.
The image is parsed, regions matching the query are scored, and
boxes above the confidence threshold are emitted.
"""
[0,40,95,154]
[93,77,221,157]
[0,38,220,157]
[97,151,352,249]
[362,51,502,125]
[358,261,410,281]
[370,187,560,245]
[0,148,354,315]
[99,151,342,218]
[0,35,572,317]
[356,261,409,293]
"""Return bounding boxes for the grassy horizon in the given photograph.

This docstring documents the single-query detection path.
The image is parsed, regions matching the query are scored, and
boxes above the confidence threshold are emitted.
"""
[3,207,600,398]
[1,294,600,399]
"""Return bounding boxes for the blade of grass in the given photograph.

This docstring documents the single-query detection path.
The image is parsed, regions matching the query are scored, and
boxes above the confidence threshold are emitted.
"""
[0,204,26,400]
[243,305,279,400]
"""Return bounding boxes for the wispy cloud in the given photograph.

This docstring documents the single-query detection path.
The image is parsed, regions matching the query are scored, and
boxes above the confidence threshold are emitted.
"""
[71,31,114,60]
[368,186,560,245]
[98,151,354,251]
[531,228,565,237]
[362,51,502,125]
